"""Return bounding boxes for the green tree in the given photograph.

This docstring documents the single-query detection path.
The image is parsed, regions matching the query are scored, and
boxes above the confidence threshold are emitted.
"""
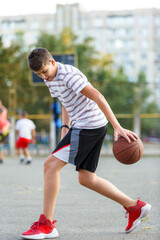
[0,34,29,110]
[96,66,134,133]
[75,37,98,75]
[59,27,77,53]
[35,32,60,53]
[136,71,159,137]
[36,28,77,53]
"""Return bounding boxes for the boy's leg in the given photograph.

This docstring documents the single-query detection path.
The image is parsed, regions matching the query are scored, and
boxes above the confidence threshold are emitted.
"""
[16,147,24,163]
[43,155,67,221]
[24,147,32,164]
[21,155,66,239]
[78,169,151,233]
[78,169,136,208]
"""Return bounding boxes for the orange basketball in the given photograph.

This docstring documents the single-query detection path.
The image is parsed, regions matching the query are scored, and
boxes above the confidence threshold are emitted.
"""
[112,136,144,164]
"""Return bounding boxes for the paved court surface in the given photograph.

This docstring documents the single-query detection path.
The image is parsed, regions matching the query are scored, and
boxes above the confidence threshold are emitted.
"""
[0,155,160,240]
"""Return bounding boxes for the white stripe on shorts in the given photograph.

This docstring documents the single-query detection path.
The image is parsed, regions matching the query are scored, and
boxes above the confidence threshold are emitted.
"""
[52,144,70,163]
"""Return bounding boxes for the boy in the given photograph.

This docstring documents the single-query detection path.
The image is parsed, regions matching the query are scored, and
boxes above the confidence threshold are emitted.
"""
[21,48,151,239]
[0,100,10,164]
[15,111,36,164]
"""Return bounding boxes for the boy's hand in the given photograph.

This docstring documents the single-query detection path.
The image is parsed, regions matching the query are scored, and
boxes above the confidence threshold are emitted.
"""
[114,126,138,143]
[32,138,36,145]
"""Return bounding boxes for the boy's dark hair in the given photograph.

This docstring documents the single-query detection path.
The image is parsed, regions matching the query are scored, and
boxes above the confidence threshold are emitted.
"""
[18,109,27,118]
[20,112,27,118]
[28,48,53,71]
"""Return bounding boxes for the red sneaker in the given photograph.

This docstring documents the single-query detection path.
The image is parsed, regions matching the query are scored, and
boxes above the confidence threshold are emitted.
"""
[21,214,59,239]
[124,198,151,233]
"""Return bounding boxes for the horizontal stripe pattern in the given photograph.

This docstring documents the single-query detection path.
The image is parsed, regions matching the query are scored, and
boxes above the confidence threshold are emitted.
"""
[44,62,107,129]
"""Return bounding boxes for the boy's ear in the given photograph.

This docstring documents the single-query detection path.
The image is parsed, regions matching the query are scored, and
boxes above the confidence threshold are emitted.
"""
[50,59,55,66]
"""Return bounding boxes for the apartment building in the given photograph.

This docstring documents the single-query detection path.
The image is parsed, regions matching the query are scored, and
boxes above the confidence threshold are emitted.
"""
[0,14,54,46]
[0,3,160,103]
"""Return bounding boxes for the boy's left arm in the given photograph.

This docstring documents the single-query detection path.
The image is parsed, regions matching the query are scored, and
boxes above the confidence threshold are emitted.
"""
[61,105,70,139]
[31,129,36,144]
[81,84,138,142]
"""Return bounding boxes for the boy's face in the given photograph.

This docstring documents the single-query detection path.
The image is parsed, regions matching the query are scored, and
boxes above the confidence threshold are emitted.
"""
[34,59,58,81]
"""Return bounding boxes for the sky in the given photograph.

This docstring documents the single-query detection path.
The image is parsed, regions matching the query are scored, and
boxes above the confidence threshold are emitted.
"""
[0,0,160,16]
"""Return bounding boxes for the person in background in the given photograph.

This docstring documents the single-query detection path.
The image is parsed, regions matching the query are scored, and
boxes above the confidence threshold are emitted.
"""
[15,111,36,164]
[51,98,62,145]
[0,100,10,164]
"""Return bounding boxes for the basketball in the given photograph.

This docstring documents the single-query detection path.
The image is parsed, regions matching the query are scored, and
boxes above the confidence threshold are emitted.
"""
[112,136,144,164]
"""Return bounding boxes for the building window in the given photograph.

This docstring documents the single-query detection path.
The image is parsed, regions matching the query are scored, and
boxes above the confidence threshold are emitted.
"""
[155,16,160,25]
[2,34,15,46]
[117,28,126,36]
[2,19,26,31]
[156,88,160,98]
[122,52,135,61]
[138,16,148,25]
[115,39,123,48]
[156,77,160,83]
[46,22,54,30]
[157,66,160,72]
[156,54,160,62]
[127,40,134,48]
[124,63,134,72]
[141,54,147,59]
[156,29,160,37]
[140,40,148,48]
[108,40,115,48]
[93,17,103,27]
[107,28,117,36]
[126,28,134,36]
[141,66,147,72]
[15,20,26,31]
[94,41,102,51]
[156,40,160,48]
[2,21,12,30]
[139,29,148,37]
[107,15,134,25]
[30,21,40,30]
[57,6,63,15]
[81,18,89,29]
[29,33,39,43]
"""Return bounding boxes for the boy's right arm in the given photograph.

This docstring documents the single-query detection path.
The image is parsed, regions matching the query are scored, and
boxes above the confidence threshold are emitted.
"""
[61,106,70,139]
[15,130,19,138]
[81,84,138,142]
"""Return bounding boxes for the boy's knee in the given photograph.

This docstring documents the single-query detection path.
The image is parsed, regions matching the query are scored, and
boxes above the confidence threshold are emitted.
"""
[78,170,90,186]
[78,170,96,187]
[44,155,65,174]
[78,175,87,186]
[44,157,54,173]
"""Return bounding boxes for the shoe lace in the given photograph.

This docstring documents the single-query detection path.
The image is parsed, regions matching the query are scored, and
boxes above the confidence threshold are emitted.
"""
[125,207,137,223]
[30,221,40,231]
[30,219,57,232]
[124,207,134,219]
[31,220,57,230]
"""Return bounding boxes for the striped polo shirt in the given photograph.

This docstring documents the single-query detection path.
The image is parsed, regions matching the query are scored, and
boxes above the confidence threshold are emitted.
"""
[44,62,108,129]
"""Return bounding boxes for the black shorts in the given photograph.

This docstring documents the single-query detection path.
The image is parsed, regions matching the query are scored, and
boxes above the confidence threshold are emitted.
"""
[52,125,107,172]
